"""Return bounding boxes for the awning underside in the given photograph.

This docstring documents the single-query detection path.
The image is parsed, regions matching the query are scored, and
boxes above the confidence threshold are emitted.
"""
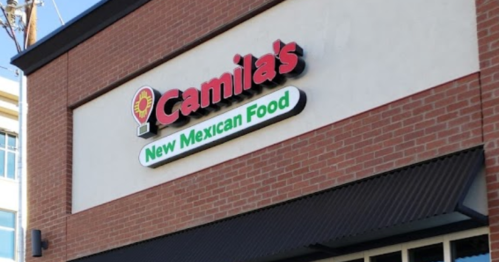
[72,146,486,262]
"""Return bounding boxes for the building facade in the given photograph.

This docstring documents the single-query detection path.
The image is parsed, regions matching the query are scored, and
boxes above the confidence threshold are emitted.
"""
[10,0,499,261]
[0,76,19,262]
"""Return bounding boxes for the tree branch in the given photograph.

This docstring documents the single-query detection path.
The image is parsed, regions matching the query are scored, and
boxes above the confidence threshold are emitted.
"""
[0,4,22,52]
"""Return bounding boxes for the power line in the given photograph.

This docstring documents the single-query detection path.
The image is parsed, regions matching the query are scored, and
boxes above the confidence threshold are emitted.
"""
[0,65,19,75]
[51,0,63,25]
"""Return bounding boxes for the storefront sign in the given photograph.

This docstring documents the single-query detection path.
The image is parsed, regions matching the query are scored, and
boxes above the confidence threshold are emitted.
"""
[139,86,306,167]
[132,40,307,167]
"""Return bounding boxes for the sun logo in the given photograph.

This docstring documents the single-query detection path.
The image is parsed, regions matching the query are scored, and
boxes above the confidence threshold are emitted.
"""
[134,90,153,118]
[131,86,160,138]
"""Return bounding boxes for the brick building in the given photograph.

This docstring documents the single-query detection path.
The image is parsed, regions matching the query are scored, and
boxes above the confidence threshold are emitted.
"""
[10,0,499,261]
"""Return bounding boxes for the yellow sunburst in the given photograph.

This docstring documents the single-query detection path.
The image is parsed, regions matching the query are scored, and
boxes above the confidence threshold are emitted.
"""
[134,90,153,118]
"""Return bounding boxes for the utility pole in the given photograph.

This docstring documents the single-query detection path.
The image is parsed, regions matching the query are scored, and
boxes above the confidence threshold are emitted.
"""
[24,0,35,47]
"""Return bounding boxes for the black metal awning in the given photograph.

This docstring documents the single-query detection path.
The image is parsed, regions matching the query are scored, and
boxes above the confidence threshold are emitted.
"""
[72,146,486,262]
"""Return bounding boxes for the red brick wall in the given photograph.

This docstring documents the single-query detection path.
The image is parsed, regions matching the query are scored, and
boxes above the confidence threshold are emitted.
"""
[26,54,71,262]
[476,0,499,262]
[25,0,497,261]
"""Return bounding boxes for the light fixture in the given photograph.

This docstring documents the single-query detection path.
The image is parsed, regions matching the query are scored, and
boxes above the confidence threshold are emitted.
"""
[31,229,48,257]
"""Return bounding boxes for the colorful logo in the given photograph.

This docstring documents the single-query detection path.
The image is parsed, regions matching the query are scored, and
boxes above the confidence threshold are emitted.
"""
[131,86,160,138]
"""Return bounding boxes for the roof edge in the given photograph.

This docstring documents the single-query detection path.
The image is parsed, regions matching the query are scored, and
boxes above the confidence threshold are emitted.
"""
[10,0,152,75]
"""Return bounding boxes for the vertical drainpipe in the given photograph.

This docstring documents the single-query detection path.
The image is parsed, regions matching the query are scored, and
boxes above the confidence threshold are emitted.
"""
[16,70,26,262]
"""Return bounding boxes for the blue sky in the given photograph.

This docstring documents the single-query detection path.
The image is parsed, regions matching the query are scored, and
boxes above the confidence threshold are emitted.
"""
[0,0,101,80]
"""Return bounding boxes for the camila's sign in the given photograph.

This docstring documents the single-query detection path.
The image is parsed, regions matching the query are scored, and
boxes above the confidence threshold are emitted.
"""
[132,40,307,168]
[140,86,306,167]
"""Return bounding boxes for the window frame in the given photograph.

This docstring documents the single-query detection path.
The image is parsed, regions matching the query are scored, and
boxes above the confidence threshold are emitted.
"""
[320,227,490,262]
[0,131,17,181]
[0,209,16,261]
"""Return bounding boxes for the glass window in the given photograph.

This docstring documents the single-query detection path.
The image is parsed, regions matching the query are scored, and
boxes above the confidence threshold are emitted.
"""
[0,150,4,177]
[371,251,402,262]
[0,132,17,180]
[452,235,489,262]
[7,135,16,150]
[7,152,15,179]
[0,133,5,148]
[0,230,15,259]
[343,259,363,262]
[409,243,444,262]
[0,210,15,260]
[0,211,15,228]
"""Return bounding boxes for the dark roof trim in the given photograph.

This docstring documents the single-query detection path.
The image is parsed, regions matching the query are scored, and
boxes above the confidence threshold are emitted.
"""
[70,146,486,262]
[10,0,152,75]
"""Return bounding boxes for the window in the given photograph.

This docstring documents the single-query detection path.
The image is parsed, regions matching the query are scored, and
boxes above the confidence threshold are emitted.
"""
[0,132,17,180]
[452,235,490,262]
[409,243,443,262]
[326,228,490,262]
[0,210,15,260]
[371,251,402,262]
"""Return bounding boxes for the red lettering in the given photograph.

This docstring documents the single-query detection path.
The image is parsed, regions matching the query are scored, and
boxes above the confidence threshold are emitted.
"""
[156,89,186,127]
[243,54,260,94]
[145,40,306,129]
[181,87,204,118]
[220,72,234,100]
[278,42,305,77]
[254,53,280,87]
[200,73,233,110]
[233,66,243,96]
[233,54,254,98]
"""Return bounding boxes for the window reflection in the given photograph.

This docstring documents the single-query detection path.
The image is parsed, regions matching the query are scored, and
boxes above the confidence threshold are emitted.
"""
[409,243,444,262]
[7,152,15,179]
[371,251,402,262]
[452,235,489,262]
[0,230,15,259]
[7,135,15,150]
[0,132,17,179]
[343,259,363,262]
[0,210,15,260]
